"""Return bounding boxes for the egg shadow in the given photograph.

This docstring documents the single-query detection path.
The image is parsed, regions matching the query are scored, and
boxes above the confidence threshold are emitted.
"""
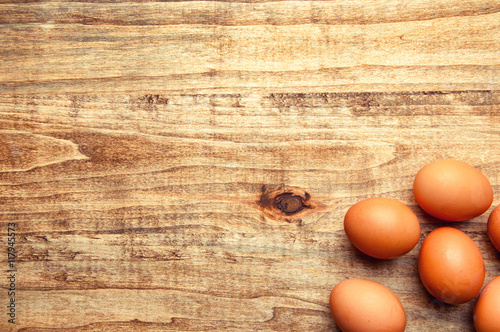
[484,240,500,273]
[346,243,418,277]
[414,270,476,330]
[415,207,458,226]
[349,243,395,266]
[414,204,490,230]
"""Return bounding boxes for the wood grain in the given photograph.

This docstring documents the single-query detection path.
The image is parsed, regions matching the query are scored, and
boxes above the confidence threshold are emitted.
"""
[0,1,499,331]
[1,91,499,331]
[0,1,499,94]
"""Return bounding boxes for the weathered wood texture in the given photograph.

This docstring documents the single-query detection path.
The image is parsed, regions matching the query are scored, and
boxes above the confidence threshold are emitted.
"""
[0,0,499,94]
[0,1,499,332]
[1,92,499,332]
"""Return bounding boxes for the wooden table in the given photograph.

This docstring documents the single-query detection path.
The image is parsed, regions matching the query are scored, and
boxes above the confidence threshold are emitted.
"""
[1,1,499,331]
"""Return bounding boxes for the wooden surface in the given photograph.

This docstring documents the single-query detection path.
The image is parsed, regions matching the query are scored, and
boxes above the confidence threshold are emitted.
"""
[1,1,499,331]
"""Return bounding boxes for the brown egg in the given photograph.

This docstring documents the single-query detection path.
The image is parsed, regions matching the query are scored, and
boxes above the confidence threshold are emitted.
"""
[418,227,485,304]
[474,276,500,332]
[488,205,500,252]
[344,197,421,259]
[329,278,406,332]
[413,159,493,221]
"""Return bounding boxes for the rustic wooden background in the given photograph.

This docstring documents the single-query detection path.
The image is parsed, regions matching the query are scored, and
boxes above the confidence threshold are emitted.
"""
[1,0,499,331]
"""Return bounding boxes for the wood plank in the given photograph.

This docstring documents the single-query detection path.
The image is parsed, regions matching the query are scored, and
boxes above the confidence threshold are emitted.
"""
[0,1,499,93]
[1,0,499,331]
[1,1,499,26]
[0,91,499,331]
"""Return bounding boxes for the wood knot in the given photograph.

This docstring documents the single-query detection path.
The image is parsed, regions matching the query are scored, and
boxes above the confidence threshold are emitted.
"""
[258,185,324,222]
[274,193,310,215]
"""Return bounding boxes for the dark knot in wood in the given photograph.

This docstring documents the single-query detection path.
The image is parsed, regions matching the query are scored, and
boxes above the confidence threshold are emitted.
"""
[258,185,318,221]
[274,193,308,215]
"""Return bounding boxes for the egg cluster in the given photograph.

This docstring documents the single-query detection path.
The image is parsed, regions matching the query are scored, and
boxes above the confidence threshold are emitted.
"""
[329,159,500,332]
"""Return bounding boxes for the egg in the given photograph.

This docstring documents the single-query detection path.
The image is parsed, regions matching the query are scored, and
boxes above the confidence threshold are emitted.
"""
[344,197,421,259]
[418,227,485,304]
[329,278,406,332]
[413,159,493,221]
[474,276,500,332]
[488,205,500,252]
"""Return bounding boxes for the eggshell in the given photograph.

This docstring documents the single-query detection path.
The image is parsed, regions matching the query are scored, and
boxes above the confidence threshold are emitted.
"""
[488,205,500,252]
[329,278,406,332]
[344,197,421,259]
[418,227,485,304]
[413,159,493,221]
[474,276,500,332]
